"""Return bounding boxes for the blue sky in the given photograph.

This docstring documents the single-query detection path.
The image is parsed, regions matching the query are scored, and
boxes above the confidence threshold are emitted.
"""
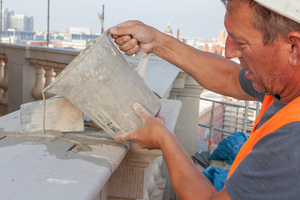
[5,0,226,38]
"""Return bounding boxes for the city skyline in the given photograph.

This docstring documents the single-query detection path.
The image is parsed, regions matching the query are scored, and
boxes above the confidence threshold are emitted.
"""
[4,0,226,39]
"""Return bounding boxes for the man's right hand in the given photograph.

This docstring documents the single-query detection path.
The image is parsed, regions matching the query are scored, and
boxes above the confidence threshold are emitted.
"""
[115,103,169,150]
[109,20,158,56]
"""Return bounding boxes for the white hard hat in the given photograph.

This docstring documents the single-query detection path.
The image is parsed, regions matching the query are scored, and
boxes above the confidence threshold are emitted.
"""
[255,0,300,24]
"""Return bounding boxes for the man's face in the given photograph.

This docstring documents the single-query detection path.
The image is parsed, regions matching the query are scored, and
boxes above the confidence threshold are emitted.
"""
[224,2,291,96]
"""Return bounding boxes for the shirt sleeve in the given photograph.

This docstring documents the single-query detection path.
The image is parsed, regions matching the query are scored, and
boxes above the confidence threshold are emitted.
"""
[224,122,300,200]
[239,68,265,102]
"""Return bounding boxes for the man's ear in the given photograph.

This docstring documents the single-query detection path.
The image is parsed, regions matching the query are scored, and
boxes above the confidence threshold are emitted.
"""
[288,32,300,67]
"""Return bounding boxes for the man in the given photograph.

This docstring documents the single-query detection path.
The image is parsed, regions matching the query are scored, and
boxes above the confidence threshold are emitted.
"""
[110,0,300,199]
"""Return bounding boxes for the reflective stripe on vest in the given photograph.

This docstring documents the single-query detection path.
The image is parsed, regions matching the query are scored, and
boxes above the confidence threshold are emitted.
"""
[227,95,300,179]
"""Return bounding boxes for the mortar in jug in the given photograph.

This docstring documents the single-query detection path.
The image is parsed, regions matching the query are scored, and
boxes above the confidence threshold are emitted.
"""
[42,30,161,139]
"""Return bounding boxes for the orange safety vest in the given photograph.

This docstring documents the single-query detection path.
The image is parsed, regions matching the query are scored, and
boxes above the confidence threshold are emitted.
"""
[227,95,300,179]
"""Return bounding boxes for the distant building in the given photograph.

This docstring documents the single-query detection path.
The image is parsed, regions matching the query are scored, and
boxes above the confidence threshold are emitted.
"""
[10,14,25,31]
[69,27,91,35]
[2,9,14,31]
[26,16,34,32]
[2,9,34,32]
[10,14,34,32]
[164,22,173,36]
[178,27,227,56]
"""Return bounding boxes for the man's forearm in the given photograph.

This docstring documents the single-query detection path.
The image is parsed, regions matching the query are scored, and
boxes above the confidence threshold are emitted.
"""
[152,32,252,100]
[159,132,219,199]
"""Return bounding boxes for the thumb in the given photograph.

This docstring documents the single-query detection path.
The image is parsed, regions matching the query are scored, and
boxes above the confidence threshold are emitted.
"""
[110,20,142,36]
[115,132,132,142]
[133,103,152,122]
[109,26,138,37]
[109,20,143,36]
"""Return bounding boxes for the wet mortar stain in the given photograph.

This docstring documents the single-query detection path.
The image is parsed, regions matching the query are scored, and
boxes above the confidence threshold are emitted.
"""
[0,128,129,172]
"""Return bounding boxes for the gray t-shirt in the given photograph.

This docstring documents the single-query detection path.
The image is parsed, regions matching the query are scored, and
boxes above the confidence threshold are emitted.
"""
[225,68,300,200]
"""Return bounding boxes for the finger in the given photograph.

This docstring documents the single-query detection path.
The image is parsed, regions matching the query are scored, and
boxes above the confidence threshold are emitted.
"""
[124,45,140,56]
[114,35,132,46]
[115,132,133,142]
[119,38,138,52]
[133,103,152,121]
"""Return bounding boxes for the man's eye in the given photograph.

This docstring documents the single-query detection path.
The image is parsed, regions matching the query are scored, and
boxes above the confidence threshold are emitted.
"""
[237,42,247,48]
[233,39,246,46]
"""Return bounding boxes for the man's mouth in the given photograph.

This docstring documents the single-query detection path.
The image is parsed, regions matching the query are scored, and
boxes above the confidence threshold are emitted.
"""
[245,69,253,80]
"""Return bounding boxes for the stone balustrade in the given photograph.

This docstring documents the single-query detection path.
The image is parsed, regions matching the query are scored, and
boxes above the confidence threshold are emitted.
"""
[0,43,79,114]
[0,54,8,115]
[0,42,205,200]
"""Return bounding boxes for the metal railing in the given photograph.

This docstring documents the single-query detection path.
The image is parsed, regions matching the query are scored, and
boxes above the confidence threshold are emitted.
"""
[198,97,261,155]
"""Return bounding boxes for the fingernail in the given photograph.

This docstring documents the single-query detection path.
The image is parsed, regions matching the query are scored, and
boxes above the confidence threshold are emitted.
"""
[133,103,141,110]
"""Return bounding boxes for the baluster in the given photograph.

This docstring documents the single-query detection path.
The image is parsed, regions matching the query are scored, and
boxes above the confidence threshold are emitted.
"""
[31,62,44,100]
[44,66,53,87]
[47,61,58,80]
[54,63,67,77]
[44,65,56,99]
[54,68,62,77]
[0,60,4,99]
[1,59,8,102]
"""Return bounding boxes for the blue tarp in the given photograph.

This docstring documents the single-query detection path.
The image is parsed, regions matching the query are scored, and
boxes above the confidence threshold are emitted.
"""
[202,166,228,191]
[208,131,248,165]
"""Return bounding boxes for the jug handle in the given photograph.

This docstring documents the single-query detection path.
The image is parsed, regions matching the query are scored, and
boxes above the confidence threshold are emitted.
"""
[107,29,149,79]
[136,48,149,80]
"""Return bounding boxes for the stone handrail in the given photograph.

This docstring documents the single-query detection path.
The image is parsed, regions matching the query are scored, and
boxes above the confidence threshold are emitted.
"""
[0,99,182,200]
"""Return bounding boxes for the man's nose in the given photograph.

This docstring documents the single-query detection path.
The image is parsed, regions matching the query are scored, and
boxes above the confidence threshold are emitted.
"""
[225,36,242,59]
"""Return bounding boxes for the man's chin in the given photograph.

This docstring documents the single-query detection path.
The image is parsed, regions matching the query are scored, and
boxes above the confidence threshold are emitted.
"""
[253,83,268,94]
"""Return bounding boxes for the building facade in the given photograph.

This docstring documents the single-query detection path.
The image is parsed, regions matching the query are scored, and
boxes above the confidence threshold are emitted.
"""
[2,9,34,32]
